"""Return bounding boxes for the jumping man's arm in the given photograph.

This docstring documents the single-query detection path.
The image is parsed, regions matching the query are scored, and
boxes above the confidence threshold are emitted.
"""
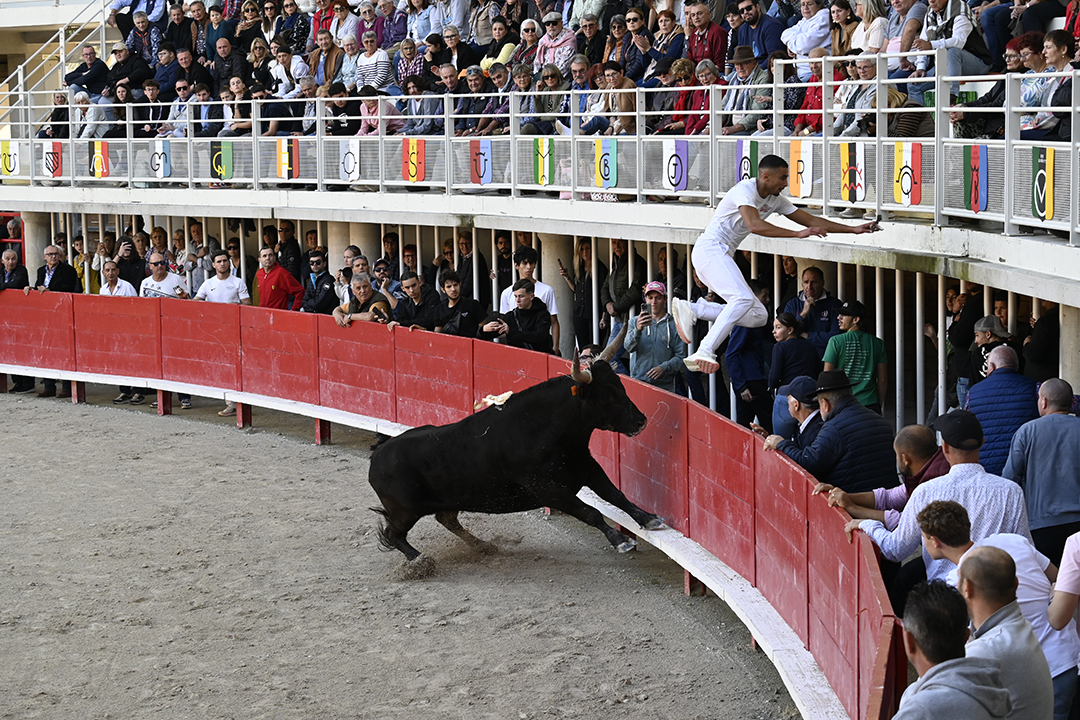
[787,208,880,235]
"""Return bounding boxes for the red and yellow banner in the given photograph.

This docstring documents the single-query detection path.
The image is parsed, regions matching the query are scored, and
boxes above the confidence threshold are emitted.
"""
[277,138,300,179]
[402,138,425,182]
[88,141,109,178]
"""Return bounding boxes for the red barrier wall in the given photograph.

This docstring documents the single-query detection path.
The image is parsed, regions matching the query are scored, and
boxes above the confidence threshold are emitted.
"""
[74,296,163,380]
[1,294,902,720]
[162,300,241,391]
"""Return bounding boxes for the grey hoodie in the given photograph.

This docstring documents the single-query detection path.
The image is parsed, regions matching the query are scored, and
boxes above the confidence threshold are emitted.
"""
[894,657,1011,720]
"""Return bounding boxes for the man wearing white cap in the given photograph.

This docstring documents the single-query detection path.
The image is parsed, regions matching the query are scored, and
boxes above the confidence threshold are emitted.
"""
[625,281,687,394]
[534,11,577,77]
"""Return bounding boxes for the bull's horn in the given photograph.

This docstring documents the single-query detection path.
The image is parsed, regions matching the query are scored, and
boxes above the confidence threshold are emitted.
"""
[597,322,629,364]
[571,350,592,384]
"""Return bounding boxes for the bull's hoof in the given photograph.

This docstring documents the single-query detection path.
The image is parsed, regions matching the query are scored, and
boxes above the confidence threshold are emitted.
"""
[396,554,436,580]
[643,517,667,531]
[616,538,638,553]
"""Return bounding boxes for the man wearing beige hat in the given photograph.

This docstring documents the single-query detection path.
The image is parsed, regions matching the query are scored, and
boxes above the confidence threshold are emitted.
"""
[534,11,577,77]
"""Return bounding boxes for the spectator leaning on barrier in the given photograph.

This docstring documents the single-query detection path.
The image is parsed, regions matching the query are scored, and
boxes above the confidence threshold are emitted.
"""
[500,245,561,355]
[333,272,392,326]
[764,369,896,493]
[480,278,554,354]
[625,281,687,394]
[957,546,1056,720]
[854,410,1031,616]
[1003,378,1080,566]
[920,501,1080,719]
[965,345,1039,476]
[300,250,338,314]
[907,0,993,105]
[140,251,192,408]
[892,580,1011,720]
[387,270,440,329]
[770,375,823,448]
[434,270,484,337]
[3,249,33,394]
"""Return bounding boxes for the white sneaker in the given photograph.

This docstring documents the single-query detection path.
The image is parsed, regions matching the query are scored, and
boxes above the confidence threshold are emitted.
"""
[670,297,697,344]
[554,120,571,137]
[684,349,719,374]
[839,207,862,219]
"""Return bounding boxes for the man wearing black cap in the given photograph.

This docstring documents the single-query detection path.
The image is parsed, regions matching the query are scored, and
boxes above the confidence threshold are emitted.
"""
[774,375,822,448]
[853,410,1030,615]
[763,369,895,493]
[823,299,887,414]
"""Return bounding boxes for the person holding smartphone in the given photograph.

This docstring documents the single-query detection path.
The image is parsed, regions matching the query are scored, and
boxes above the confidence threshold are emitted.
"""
[625,281,687,394]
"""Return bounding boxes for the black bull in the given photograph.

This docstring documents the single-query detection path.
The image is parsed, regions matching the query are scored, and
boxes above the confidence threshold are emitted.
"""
[369,356,666,565]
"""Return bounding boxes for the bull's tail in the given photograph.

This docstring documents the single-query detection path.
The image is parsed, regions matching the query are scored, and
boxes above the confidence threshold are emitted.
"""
[369,505,397,552]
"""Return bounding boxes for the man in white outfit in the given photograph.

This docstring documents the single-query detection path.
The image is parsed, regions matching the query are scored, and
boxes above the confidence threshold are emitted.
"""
[672,154,879,374]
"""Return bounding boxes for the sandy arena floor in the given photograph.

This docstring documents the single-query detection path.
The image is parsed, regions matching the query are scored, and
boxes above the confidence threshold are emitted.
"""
[0,388,798,720]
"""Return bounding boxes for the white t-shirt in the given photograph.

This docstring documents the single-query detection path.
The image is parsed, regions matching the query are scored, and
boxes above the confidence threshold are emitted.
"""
[195,274,250,304]
[698,178,797,254]
[851,17,887,52]
[140,272,189,299]
[99,279,138,297]
[947,533,1080,678]
[500,279,559,315]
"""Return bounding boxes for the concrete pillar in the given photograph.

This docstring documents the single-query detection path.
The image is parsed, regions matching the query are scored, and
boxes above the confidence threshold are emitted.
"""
[1059,304,1080,389]
[537,232,575,359]
[323,221,349,270]
[346,222,380,268]
[22,211,51,274]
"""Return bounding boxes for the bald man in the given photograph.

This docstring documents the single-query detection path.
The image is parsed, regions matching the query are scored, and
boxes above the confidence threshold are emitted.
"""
[959,546,1054,720]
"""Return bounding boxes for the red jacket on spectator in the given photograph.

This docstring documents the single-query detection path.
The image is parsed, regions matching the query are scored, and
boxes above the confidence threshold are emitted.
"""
[792,73,823,132]
[686,22,727,71]
[256,264,304,310]
[685,78,723,135]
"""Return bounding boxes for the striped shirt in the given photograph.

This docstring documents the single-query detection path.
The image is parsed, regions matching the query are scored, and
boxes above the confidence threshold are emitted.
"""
[860,462,1031,582]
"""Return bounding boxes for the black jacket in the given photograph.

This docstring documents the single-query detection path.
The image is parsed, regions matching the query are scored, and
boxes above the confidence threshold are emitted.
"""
[436,297,484,337]
[302,269,337,314]
[601,251,646,321]
[794,411,823,449]
[65,59,109,95]
[193,101,225,137]
[212,52,249,96]
[572,258,609,322]
[1023,305,1059,382]
[776,395,895,493]
[278,238,303,283]
[179,61,214,90]
[34,263,83,293]
[134,100,168,137]
[394,283,441,330]
[105,55,153,96]
[1,264,29,290]
[480,297,553,354]
[457,251,490,310]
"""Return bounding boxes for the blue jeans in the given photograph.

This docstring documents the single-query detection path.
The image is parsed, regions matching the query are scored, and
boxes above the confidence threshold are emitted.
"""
[957,375,971,410]
[887,66,914,96]
[580,115,610,135]
[907,48,991,103]
[1051,666,1077,720]
[772,394,798,441]
[609,318,629,374]
[981,3,1014,71]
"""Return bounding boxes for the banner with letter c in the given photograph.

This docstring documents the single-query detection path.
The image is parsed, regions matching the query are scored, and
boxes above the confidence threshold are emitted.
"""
[594,138,617,189]
[89,141,109,178]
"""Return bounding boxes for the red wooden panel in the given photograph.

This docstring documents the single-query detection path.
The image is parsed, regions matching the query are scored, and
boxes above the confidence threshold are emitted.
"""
[73,295,162,379]
[393,330,472,427]
[590,431,621,489]
[0,291,76,371]
[161,300,242,391]
[240,306,319,404]
[687,403,756,584]
[755,448,810,645]
[473,341,549,408]
[618,379,689,534]
[547,354,572,380]
[859,536,903,720]
[807,487,861,720]
[317,315,396,422]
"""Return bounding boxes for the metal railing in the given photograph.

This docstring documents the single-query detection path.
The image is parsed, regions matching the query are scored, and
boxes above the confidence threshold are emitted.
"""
[2,46,1078,244]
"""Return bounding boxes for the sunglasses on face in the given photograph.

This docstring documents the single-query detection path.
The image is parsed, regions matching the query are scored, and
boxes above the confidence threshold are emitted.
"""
[542,74,558,80]
[544,19,558,25]
[149,260,167,266]
[522,27,536,32]
[675,74,690,81]
[626,16,641,21]
[739,5,754,12]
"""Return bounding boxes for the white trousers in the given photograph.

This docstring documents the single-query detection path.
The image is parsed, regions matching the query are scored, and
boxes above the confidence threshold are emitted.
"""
[690,242,768,355]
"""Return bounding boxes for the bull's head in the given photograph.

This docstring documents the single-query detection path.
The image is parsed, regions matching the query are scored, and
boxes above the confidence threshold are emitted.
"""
[571,325,647,437]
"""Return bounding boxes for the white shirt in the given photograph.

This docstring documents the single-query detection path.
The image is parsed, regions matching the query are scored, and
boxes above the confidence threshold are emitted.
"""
[860,463,1031,582]
[99,279,138,297]
[500,280,559,315]
[946,533,1080,678]
[140,272,189,299]
[195,274,250,304]
[698,178,796,255]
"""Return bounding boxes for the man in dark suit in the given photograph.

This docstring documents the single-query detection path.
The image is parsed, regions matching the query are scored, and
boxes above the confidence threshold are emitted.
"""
[300,251,337,314]
[2,249,35,393]
[191,83,225,137]
[134,78,169,136]
[29,245,82,398]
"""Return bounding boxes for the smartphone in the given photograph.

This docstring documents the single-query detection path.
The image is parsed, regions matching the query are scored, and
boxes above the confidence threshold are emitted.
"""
[557,258,564,270]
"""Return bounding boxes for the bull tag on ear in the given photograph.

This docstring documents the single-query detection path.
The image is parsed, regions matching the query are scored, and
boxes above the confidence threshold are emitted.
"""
[571,386,578,396]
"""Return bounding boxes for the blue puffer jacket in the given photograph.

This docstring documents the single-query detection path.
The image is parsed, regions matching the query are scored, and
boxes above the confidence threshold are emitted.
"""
[777,395,896,493]
[965,367,1039,475]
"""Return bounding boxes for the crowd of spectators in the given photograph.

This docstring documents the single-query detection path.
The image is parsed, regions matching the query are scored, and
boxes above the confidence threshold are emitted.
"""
[50,0,1080,143]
